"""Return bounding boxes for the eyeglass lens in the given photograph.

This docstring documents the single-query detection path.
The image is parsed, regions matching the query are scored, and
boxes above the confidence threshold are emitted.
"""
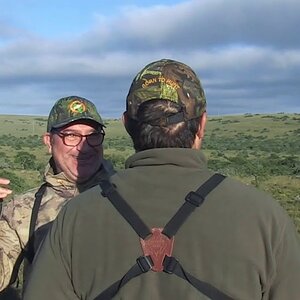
[58,131,104,147]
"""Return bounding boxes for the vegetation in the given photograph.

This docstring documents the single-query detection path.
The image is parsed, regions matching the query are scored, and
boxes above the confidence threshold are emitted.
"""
[0,113,299,232]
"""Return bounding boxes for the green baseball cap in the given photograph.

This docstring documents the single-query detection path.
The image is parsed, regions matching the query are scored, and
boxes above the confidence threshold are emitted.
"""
[47,96,104,132]
[126,59,206,124]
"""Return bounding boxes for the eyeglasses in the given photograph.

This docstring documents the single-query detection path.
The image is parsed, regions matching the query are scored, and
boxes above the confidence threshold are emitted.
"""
[53,129,105,147]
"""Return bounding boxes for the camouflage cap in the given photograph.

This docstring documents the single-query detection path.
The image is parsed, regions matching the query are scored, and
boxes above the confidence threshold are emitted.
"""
[126,59,206,124]
[47,96,104,132]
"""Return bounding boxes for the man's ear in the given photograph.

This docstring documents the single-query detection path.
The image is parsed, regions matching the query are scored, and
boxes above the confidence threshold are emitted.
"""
[193,112,207,149]
[122,111,129,133]
[43,133,52,154]
[197,111,207,140]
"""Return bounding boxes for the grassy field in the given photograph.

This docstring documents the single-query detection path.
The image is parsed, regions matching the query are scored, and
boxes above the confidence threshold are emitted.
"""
[0,115,128,137]
[0,113,299,232]
[1,113,298,138]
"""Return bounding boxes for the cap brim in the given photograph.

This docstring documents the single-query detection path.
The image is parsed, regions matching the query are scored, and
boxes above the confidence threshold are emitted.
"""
[51,117,105,130]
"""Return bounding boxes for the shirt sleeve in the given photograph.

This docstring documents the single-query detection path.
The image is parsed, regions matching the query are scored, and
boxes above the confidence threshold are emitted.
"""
[0,202,23,291]
[266,217,300,299]
[23,205,79,300]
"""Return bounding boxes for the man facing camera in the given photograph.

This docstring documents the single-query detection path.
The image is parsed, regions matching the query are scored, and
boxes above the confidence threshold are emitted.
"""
[0,96,113,297]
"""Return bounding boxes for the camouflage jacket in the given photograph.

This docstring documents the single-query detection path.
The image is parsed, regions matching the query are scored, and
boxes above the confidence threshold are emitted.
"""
[0,158,114,291]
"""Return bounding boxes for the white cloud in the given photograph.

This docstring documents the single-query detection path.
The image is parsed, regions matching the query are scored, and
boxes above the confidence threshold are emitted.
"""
[0,0,299,117]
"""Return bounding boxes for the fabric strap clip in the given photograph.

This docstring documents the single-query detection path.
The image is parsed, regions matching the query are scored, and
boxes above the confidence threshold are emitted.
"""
[185,191,204,207]
[136,256,153,273]
[163,256,178,274]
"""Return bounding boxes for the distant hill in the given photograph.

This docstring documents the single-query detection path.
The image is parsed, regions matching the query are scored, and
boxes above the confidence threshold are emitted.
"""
[0,113,299,232]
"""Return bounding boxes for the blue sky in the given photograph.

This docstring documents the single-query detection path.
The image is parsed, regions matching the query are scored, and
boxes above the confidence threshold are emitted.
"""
[0,0,299,118]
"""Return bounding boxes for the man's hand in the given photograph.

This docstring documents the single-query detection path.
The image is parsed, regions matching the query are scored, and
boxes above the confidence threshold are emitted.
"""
[0,178,12,200]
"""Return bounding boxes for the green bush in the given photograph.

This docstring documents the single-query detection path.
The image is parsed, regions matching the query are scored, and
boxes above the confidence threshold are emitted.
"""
[0,170,29,194]
[14,151,37,170]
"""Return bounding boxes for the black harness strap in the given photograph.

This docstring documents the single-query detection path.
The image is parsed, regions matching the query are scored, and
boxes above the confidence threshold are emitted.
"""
[99,180,151,239]
[94,256,152,300]
[26,183,48,263]
[163,256,233,300]
[162,174,225,238]
[96,174,231,300]
[8,183,47,286]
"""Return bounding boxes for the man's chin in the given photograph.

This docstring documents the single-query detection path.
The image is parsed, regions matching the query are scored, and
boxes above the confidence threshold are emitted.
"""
[74,174,91,184]
[74,168,99,183]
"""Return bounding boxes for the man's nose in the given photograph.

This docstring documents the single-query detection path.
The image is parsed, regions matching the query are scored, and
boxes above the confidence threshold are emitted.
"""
[76,137,91,151]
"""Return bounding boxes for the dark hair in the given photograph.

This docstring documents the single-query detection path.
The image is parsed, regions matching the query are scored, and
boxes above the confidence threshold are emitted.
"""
[125,99,200,151]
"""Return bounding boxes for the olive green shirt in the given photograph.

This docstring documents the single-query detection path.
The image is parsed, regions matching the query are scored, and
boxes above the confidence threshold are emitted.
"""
[24,149,300,299]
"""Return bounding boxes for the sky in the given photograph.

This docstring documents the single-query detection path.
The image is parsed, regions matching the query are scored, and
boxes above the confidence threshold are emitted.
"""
[0,0,299,118]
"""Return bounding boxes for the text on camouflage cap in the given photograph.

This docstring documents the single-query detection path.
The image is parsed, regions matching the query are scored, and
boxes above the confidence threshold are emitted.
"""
[47,96,104,132]
[126,59,206,123]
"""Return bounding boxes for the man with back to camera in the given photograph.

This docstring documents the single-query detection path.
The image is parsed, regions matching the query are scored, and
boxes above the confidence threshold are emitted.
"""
[0,95,114,297]
[24,59,300,300]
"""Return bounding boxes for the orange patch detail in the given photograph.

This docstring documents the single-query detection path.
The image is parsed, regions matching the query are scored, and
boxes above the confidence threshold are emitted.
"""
[69,100,86,114]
